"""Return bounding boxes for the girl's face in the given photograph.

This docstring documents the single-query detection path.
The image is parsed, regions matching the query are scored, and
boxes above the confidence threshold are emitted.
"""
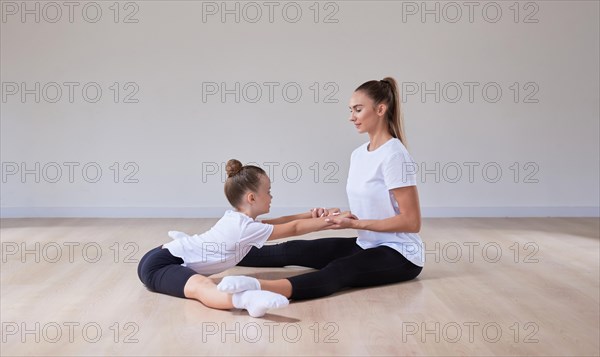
[252,174,272,215]
[348,90,384,134]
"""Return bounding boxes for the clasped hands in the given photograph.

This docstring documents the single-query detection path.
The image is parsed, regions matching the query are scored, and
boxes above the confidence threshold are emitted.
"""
[310,207,358,229]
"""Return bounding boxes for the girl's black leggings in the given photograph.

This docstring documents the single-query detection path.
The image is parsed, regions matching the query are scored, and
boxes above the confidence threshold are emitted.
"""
[137,246,197,298]
[238,237,423,300]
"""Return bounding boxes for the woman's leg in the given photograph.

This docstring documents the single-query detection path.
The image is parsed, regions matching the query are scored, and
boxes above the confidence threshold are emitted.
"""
[238,237,361,269]
[287,246,422,300]
[228,238,362,297]
[138,246,288,316]
[222,246,422,300]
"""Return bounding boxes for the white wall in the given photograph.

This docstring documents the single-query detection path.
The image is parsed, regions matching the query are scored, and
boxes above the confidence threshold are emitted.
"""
[1,1,598,217]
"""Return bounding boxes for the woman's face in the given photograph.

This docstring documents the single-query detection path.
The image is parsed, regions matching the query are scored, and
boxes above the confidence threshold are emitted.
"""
[348,90,382,134]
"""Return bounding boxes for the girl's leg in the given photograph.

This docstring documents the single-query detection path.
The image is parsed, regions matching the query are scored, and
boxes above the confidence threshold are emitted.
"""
[183,275,288,317]
[217,275,293,297]
[183,274,233,309]
[138,246,288,317]
[138,246,197,298]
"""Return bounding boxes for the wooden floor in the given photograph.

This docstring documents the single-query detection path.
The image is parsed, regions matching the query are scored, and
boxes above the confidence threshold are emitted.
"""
[1,217,598,356]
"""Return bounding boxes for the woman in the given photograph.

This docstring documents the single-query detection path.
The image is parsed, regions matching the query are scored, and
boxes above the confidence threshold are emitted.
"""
[218,77,424,300]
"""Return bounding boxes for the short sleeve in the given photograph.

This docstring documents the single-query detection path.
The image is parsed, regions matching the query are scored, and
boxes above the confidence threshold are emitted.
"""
[240,221,274,249]
[383,152,417,190]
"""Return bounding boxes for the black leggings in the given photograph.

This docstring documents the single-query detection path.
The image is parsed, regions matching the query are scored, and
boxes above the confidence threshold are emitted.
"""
[238,237,423,300]
[137,246,197,298]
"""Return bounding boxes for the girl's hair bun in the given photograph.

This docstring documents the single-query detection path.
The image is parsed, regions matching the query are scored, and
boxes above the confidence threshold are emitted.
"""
[225,159,243,178]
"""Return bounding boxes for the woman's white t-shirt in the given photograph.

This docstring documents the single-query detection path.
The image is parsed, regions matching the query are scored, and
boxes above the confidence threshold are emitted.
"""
[162,210,274,276]
[346,139,425,267]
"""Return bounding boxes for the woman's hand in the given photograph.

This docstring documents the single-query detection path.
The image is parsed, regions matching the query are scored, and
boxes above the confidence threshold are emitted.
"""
[310,207,341,218]
[325,211,358,229]
[336,211,357,219]
[327,187,421,233]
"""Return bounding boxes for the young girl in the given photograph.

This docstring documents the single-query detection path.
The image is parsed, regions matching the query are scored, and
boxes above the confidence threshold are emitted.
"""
[137,159,344,317]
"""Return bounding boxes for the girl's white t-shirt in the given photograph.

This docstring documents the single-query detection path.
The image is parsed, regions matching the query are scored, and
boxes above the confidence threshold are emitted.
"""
[346,139,425,267]
[162,210,274,276]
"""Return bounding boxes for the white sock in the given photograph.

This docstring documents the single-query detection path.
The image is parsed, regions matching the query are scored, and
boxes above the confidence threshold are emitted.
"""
[218,276,260,293]
[231,290,289,318]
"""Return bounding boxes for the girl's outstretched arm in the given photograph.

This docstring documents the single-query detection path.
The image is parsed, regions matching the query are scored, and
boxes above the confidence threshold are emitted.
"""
[261,211,312,225]
[267,217,334,241]
[267,211,355,241]
[261,207,341,225]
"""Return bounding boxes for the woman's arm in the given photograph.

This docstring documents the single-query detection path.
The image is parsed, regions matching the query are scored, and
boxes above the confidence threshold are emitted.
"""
[327,186,422,233]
